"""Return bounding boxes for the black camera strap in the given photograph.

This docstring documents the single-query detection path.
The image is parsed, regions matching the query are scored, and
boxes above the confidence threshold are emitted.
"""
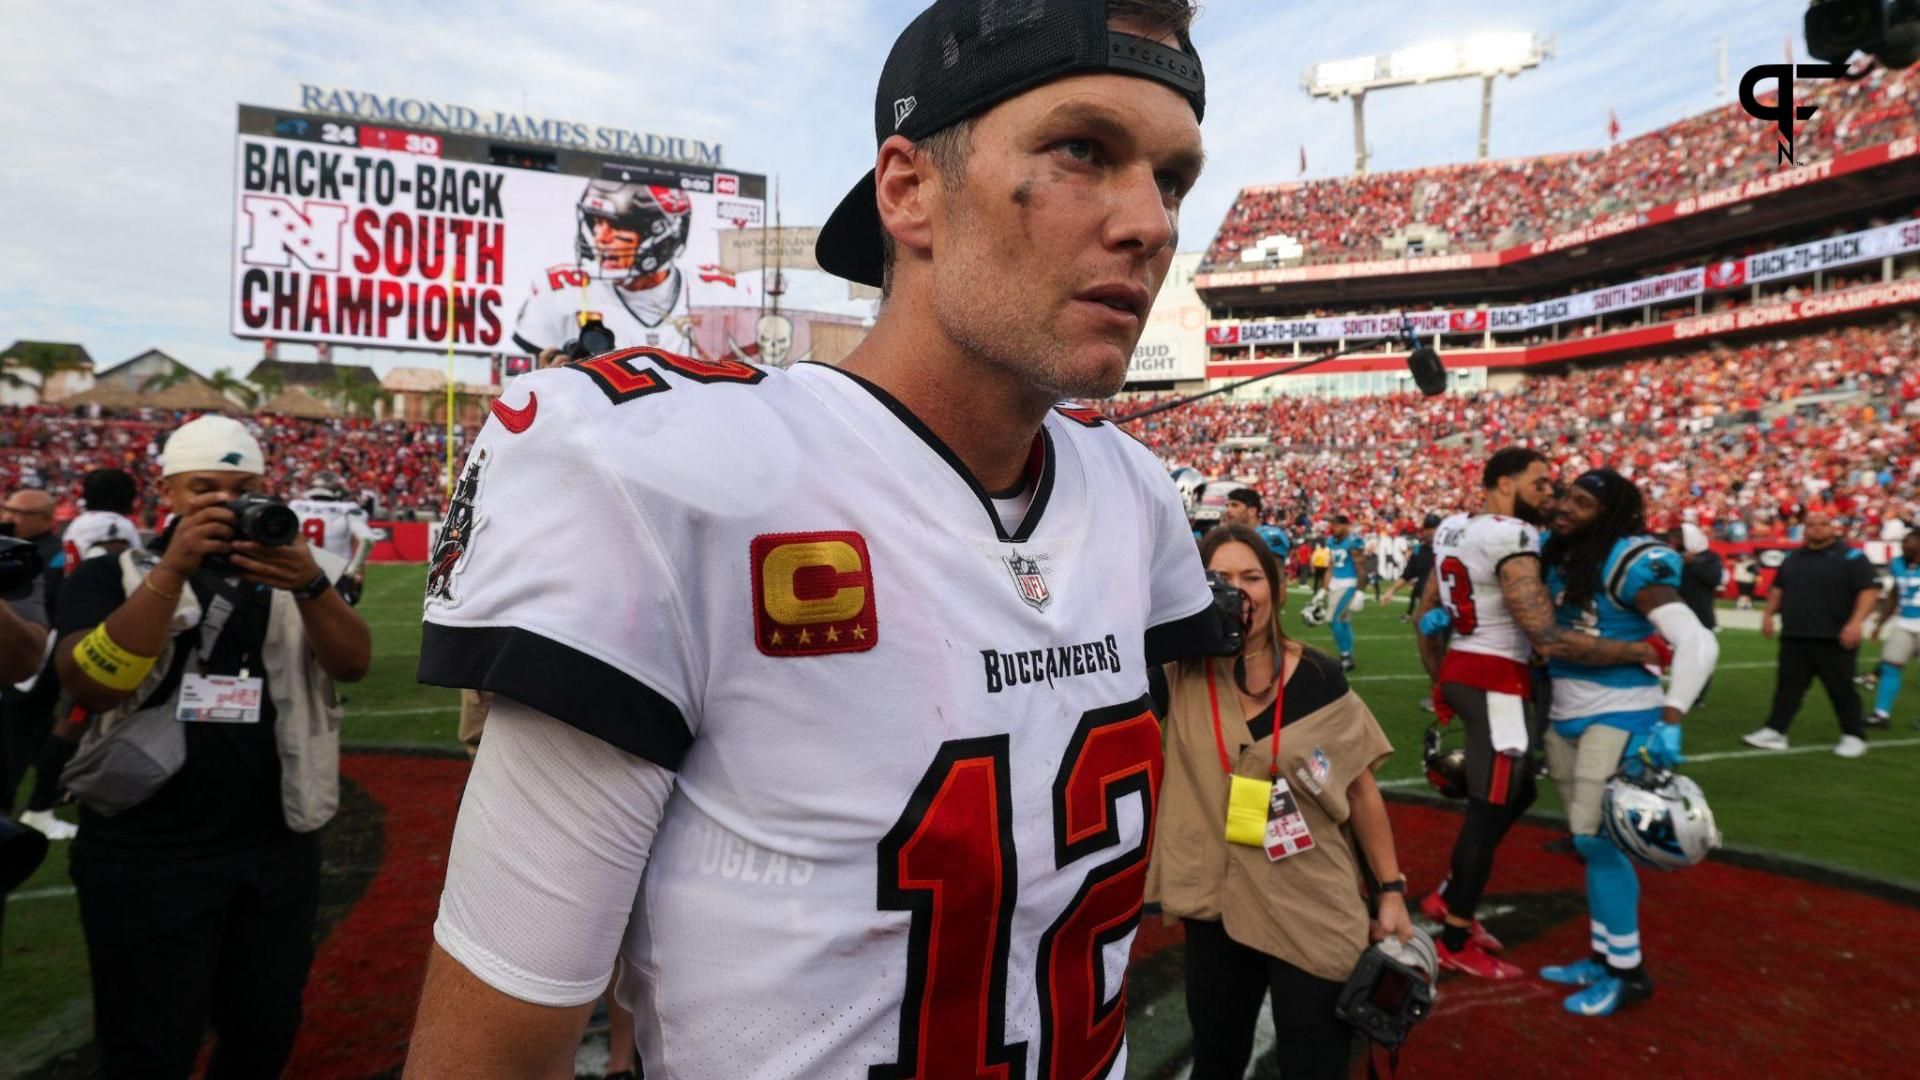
[184,571,263,673]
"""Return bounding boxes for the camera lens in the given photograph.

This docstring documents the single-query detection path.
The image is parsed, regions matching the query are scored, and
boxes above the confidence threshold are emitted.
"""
[248,503,301,547]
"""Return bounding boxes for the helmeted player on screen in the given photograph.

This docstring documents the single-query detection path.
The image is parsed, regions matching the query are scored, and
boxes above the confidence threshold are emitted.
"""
[511,178,699,357]
[407,3,1231,1077]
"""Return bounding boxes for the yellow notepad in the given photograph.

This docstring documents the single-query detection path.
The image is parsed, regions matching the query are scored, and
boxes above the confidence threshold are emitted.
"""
[1225,775,1273,847]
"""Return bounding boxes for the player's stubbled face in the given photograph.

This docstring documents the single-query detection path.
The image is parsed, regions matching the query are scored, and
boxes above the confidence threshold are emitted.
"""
[1511,461,1557,526]
[1553,486,1603,538]
[1206,540,1272,646]
[931,64,1203,401]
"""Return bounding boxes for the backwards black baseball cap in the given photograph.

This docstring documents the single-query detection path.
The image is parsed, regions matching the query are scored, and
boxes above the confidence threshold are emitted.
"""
[816,0,1206,288]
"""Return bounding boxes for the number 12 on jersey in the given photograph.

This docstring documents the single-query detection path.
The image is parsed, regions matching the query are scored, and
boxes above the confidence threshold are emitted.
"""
[872,702,1162,1080]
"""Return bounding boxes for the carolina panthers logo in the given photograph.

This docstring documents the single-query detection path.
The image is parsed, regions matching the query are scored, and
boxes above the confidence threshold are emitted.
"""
[425,449,489,607]
[1649,560,1677,583]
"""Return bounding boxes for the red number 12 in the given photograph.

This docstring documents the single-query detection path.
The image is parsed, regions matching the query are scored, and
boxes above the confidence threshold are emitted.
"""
[872,702,1162,1080]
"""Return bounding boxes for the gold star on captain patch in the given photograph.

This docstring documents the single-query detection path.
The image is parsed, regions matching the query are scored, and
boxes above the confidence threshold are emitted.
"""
[825,627,840,642]
[798,628,812,645]
[769,630,783,646]
[852,625,867,640]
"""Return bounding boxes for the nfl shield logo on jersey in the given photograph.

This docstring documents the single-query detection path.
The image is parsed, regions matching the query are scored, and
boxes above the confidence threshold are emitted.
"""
[1005,553,1051,612]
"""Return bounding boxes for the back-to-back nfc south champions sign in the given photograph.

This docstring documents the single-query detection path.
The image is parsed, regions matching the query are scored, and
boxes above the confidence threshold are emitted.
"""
[229,104,767,354]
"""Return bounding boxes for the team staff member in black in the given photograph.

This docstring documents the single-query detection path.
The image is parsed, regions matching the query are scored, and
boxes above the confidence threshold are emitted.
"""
[1381,512,1442,619]
[1743,511,1881,759]
[54,415,370,1078]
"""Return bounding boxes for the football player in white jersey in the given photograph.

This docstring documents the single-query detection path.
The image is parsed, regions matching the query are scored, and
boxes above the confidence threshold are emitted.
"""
[61,467,143,569]
[1414,448,1664,980]
[406,3,1224,1077]
[288,471,378,605]
[511,179,699,358]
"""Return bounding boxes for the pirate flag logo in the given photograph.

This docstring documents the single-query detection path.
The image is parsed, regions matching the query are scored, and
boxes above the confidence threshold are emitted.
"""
[425,448,489,606]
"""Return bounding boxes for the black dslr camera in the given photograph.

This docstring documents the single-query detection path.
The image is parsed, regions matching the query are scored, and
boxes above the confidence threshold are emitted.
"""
[1203,569,1249,657]
[1335,930,1437,1050]
[202,494,300,575]
[561,316,617,362]
[1806,0,1920,68]
[0,535,44,600]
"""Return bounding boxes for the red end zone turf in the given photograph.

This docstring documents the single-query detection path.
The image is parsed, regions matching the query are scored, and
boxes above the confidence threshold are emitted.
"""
[288,753,1920,1078]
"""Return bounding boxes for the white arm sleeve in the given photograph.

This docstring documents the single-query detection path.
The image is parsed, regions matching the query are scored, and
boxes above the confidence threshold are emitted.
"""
[1648,602,1718,715]
[434,695,676,1007]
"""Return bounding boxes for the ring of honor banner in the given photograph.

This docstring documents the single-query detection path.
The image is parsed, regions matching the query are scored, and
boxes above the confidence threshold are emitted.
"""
[1210,218,1920,348]
[229,105,767,355]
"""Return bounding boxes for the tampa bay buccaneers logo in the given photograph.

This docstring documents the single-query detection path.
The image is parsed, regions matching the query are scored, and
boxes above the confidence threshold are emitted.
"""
[425,449,488,606]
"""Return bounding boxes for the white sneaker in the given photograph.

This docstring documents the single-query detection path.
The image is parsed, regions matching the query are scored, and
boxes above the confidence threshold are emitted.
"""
[1834,735,1868,759]
[19,809,78,841]
[1741,728,1790,751]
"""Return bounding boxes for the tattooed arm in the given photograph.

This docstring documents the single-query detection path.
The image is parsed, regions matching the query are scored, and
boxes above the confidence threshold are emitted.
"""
[1497,556,1657,665]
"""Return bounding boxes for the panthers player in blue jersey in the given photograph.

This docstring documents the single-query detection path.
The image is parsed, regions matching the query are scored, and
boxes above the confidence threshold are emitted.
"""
[1869,531,1920,728]
[1224,487,1291,563]
[1537,470,1718,1016]
[1323,514,1368,671]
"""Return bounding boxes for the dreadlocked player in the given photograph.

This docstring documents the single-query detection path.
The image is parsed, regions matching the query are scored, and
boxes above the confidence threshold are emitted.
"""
[1415,449,1667,979]
[1536,469,1717,1015]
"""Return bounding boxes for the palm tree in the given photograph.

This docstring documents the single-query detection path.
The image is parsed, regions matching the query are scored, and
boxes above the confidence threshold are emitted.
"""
[0,342,90,399]
[208,367,259,410]
[248,363,287,405]
[316,367,380,418]
[139,366,196,394]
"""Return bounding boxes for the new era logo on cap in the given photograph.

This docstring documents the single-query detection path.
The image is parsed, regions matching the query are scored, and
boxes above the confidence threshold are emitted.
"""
[893,96,918,130]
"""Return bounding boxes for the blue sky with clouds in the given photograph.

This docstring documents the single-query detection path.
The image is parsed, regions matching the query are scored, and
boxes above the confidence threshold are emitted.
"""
[1,0,1810,380]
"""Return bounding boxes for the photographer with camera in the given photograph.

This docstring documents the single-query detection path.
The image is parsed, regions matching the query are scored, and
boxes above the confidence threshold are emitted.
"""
[1148,523,1415,1079]
[52,415,369,1078]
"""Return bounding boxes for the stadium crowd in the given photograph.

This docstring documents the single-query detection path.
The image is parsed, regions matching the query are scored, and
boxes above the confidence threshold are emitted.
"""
[1136,319,1920,539]
[0,406,471,524]
[1205,64,1919,269]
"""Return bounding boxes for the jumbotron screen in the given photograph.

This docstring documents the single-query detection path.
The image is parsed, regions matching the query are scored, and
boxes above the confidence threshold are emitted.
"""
[228,104,769,356]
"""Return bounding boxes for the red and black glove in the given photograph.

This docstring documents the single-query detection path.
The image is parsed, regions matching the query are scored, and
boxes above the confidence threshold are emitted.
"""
[1643,633,1674,675]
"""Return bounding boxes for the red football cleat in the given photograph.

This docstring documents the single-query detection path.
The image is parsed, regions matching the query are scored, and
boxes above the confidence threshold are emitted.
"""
[1420,890,1506,953]
[1437,939,1525,980]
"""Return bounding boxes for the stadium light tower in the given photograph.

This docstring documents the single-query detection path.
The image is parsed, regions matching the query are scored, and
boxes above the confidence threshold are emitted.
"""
[1303,32,1554,174]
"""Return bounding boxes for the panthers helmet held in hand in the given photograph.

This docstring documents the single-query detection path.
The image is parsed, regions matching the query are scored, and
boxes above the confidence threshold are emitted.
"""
[1171,467,1205,517]
[1423,723,1469,799]
[1602,766,1721,870]
[1299,594,1329,626]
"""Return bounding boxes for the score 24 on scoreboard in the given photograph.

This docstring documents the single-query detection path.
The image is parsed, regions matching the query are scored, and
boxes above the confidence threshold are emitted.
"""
[229,103,766,355]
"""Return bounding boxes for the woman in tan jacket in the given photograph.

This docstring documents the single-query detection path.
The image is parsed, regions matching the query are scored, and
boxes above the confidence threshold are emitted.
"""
[1149,524,1413,1079]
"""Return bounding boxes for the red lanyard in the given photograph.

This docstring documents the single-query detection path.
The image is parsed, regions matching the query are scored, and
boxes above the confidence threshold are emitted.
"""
[1205,655,1284,781]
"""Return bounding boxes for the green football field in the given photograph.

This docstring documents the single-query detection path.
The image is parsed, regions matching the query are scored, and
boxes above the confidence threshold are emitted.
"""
[5,562,1917,1076]
[333,563,1920,882]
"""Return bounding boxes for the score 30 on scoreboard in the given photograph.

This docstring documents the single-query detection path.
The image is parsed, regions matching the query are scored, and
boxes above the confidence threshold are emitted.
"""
[230,106,760,355]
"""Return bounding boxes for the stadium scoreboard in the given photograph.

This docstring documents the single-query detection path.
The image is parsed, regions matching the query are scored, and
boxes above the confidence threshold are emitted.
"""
[231,103,768,356]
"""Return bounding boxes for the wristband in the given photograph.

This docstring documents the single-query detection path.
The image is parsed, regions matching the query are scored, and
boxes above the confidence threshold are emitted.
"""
[72,624,157,691]
[1378,877,1407,895]
[292,572,333,602]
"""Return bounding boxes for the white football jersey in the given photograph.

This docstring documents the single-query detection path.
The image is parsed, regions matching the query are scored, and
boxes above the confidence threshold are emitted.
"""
[288,498,375,563]
[1431,512,1541,667]
[420,352,1222,1079]
[61,510,141,569]
[512,264,696,356]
